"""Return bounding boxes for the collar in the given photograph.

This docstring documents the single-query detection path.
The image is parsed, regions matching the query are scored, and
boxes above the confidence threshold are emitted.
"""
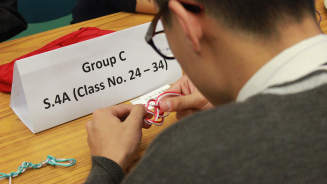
[236,34,327,102]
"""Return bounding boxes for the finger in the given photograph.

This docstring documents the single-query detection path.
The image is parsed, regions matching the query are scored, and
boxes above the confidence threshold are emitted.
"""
[92,105,133,125]
[145,113,153,119]
[160,94,199,112]
[142,122,152,129]
[125,104,147,128]
[166,80,183,93]
[166,75,191,94]
[106,104,134,118]
[143,112,153,129]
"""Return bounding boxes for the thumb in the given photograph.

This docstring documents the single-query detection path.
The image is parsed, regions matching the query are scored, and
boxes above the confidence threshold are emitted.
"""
[160,95,197,112]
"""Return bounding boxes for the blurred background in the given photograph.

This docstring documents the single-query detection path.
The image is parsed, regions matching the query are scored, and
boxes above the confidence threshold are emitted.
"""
[8,0,77,41]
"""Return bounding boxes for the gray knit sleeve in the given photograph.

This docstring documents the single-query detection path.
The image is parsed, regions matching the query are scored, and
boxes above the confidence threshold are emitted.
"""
[85,156,125,184]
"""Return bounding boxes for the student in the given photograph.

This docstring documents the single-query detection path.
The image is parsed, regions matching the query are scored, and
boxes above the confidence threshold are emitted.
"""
[85,0,327,183]
[72,0,156,23]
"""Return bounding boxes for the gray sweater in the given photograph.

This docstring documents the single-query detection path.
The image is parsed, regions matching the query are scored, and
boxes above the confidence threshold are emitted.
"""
[85,71,327,183]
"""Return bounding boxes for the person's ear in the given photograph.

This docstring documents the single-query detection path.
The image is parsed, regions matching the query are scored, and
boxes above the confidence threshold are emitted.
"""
[168,0,203,52]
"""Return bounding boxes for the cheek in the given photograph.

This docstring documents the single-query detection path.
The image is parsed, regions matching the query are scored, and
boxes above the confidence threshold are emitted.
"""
[164,26,192,73]
[167,39,177,56]
[165,31,183,60]
[165,30,175,51]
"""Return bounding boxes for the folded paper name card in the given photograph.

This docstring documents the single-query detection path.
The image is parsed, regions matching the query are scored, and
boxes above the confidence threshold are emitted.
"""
[10,22,182,133]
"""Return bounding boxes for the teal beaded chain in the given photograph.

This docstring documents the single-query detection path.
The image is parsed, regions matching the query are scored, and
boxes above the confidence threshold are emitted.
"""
[0,155,76,183]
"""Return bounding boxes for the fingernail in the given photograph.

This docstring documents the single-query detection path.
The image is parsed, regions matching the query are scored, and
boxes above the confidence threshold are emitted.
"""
[165,101,171,111]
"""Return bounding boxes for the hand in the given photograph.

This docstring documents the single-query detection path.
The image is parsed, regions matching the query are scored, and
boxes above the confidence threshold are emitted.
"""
[86,104,150,171]
[135,0,156,14]
[160,75,214,119]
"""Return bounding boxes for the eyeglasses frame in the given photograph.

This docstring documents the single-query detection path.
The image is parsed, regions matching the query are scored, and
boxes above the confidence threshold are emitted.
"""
[145,0,204,60]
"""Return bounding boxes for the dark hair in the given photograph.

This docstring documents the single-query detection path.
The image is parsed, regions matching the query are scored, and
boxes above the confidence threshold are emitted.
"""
[156,0,316,36]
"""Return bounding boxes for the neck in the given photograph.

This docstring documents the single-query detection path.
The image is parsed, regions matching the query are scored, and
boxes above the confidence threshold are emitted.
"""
[201,16,322,105]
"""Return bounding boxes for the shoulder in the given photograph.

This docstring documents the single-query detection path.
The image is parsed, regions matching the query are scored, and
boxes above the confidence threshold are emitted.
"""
[126,85,327,183]
[157,82,327,150]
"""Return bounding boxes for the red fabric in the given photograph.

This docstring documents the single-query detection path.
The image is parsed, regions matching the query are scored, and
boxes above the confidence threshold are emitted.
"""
[0,27,115,93]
